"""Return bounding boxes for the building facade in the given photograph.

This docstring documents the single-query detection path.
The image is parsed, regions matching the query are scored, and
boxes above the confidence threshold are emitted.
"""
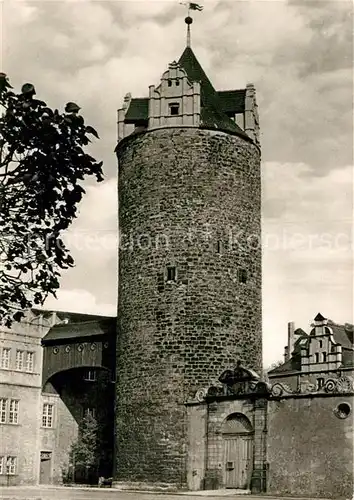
[115,43,262,486]
[0,309,47,485]
[266,313,354,499]
[0,309,116,486]
[183,313,353,497]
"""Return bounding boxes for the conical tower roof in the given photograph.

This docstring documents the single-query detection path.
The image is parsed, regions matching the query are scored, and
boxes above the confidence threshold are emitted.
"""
[178,47,248,137]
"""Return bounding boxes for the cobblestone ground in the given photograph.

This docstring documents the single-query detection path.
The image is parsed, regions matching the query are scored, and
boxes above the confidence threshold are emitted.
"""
[0,487,333,500]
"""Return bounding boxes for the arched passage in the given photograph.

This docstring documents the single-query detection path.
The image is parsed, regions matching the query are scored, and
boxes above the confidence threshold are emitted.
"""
[42,365,115,483]
[222,413,254,489]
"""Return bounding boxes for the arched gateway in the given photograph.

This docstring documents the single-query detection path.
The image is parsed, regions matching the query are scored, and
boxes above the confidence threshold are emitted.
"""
[222,413,254,489]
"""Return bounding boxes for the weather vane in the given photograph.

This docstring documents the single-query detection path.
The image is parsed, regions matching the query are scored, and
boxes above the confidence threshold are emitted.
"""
[179,2,204,47]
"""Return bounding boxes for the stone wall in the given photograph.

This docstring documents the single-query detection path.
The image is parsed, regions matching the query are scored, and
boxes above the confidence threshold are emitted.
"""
[116,127,262,484]
[186,403,207,491]
[267,395,354,499]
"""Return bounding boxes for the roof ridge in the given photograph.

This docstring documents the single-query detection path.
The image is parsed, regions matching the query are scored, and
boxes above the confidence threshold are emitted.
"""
[52,318,116,329]
[178,47,249,138]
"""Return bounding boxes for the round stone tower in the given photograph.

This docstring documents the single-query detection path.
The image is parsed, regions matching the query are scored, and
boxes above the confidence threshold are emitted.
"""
[115,46,261,486]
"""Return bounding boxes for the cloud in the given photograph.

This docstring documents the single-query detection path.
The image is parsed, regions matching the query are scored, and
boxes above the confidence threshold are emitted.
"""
[262,162,353,366]
[44,288,116,317]
[51,178,118,307]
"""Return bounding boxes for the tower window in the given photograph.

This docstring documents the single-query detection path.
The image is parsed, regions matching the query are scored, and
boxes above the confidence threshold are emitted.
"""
[167,79,172,87]
[315,353,319,363]
[319,340,322,348]
[238,269,247,284]
[166,266,176,282]
[175,79,180,86]
[169,103,180,116]
[323,352,327,363]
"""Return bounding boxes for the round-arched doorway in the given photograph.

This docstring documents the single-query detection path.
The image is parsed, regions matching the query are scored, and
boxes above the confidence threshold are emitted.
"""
[222,413,254,489]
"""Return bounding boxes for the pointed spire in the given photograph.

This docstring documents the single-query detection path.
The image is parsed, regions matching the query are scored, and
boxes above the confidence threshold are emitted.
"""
[185,15,193,47]
[180,3,203,48]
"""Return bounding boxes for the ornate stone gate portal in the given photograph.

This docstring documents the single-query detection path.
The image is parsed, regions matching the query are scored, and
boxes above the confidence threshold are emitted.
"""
[186,362,270,493]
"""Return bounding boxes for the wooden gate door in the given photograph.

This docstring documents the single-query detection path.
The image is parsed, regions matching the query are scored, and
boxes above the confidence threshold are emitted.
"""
[39,451,52,484]
[225,435,253,489]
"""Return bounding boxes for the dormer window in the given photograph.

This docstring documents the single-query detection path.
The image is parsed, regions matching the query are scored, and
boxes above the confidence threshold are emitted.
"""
[169,103,180,116]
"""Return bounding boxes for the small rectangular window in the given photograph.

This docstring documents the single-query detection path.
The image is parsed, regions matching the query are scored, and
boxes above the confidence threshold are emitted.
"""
[169,103,179,116]
[315,352,319,363]
[1,348,11,369]
[0,399,7,423]
[8,400,19,424]
[6,456,17,475]
[15,350,24,371]
[167,266,176,282]
[323,352,327,363]
[26,352,34,372]
[83,369,96,382]
[238,269,247,284]
[42,403,54,428]
[85,407,96,419]
[319,340,323,348]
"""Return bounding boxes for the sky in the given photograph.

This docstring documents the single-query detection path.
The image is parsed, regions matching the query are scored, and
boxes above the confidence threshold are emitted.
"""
[1,0,353,367]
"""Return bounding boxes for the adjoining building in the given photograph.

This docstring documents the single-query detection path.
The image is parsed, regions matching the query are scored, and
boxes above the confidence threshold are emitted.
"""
[0,309,116,486]
[265,313,354,499]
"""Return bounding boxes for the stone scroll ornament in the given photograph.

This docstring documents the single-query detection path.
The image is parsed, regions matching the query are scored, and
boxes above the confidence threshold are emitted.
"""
[325,376,353,394]
[271,383,292,397]
[194,387,208,402]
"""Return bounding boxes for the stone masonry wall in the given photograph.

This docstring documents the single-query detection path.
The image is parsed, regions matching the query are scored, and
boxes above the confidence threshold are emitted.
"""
[116,127,262,484]
[267,395,354,499]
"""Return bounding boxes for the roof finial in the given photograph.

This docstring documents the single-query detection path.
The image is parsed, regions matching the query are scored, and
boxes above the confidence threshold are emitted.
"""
[180,2,203,47]
[185,15,193,47]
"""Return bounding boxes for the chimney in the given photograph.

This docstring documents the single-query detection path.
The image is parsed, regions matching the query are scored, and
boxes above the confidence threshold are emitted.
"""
[51,312,57,327]
[284,345,289,362]
[287,321,295,360]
